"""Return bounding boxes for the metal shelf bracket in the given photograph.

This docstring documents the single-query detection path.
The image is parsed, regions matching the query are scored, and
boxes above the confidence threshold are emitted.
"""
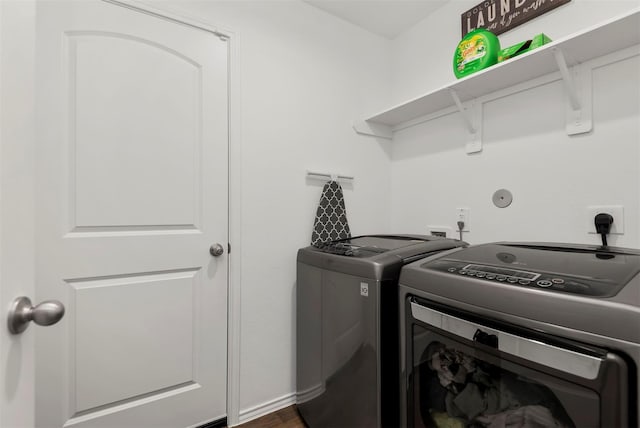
[449,89,483,154]
[553,48,593,135]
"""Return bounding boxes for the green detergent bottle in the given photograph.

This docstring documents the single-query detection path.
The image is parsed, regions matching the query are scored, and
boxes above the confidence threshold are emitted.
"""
[453,28,500,79]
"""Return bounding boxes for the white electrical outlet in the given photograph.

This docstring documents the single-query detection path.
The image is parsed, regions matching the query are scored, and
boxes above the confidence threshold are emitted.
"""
[428,225,453,238]
[456,208,470,232]
[586,205,624,234]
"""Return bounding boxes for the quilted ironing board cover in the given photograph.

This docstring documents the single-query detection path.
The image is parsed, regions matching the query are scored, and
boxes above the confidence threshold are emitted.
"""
[311,180,351,246]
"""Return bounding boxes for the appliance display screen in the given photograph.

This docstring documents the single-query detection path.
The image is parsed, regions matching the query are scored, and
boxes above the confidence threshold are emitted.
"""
[463,264,539,279]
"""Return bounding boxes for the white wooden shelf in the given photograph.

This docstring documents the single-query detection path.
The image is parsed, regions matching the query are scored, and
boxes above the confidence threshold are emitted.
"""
[354,8,640,148]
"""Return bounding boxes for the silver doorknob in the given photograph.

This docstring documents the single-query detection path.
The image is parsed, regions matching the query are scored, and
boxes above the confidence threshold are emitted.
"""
[7,296,65,335]
[209,243,225,257]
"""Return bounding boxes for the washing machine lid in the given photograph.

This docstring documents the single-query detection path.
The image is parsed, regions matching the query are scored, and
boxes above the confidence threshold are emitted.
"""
[297,235,466,280]
[313,235,441,257]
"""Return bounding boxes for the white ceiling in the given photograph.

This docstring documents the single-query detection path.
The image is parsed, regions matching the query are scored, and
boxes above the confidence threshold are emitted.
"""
[302,0,449,39]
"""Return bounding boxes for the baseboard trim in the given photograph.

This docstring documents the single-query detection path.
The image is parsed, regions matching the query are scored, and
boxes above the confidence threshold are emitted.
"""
[196,417,227,428]
[295,382,325,404]
[236,392,296,425]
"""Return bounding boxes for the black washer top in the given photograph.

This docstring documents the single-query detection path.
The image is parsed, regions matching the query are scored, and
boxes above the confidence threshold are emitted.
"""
[298,235,467,281]
[313,235,445,257]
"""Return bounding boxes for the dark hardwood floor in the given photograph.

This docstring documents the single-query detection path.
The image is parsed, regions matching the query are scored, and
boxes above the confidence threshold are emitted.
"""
[234,405,306,428]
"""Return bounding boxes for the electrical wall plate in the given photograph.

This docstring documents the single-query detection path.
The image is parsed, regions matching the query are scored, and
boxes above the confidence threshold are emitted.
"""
[428,225,453,238]
[455,208,470,232]
[586,205,624,234]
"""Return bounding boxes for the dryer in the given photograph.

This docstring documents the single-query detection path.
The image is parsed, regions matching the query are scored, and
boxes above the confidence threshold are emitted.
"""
[399,242,640,428]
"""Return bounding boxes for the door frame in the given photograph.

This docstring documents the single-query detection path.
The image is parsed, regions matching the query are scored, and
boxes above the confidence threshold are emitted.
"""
[0,1,243,426]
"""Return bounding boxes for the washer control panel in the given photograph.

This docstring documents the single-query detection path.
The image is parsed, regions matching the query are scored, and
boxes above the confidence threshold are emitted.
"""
[425,260,609,296]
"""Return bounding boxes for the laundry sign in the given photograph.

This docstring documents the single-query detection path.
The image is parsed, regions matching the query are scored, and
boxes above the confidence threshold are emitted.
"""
[461,0,571,37]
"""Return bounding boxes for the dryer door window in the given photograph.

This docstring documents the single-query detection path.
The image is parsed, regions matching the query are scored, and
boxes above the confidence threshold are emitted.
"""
[406,300,630,428]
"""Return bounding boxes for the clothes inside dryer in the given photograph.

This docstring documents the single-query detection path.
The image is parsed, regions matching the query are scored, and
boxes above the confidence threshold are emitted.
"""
[412,324,584,428]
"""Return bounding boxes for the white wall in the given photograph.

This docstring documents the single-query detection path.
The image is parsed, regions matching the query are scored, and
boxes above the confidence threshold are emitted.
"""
[142,0,393,421]
[389,0,640,247]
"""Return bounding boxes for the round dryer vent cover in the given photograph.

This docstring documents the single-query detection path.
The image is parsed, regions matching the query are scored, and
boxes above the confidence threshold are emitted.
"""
[492,189,513,208]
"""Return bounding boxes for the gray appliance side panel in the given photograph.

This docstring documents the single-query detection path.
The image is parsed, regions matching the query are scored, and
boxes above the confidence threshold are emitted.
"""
[398,286,413,428]
[296,248,384,279]
[321,270,380,428]
[296,263,324,407]
[296,261,381,428]
[321,270,378,383]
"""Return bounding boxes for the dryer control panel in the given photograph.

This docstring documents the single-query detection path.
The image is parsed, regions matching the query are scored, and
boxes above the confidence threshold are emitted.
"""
[424,259,615,297]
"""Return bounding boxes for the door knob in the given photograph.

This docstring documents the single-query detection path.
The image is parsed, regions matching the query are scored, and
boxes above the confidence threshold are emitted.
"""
[7,296,65,334]
[209,243,225,257]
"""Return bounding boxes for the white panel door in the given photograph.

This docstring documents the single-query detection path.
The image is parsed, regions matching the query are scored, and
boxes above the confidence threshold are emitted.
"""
[34,1,228,427]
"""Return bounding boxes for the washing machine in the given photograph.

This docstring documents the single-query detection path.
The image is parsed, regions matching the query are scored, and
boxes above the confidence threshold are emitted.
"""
[399,242,640,428]
[296,235,466,428]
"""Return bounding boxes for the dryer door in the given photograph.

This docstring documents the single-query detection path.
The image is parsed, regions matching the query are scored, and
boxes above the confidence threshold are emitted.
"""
[405,298,630,428]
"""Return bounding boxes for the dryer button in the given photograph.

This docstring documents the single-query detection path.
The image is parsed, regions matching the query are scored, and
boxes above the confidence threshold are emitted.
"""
[537,280,553,287]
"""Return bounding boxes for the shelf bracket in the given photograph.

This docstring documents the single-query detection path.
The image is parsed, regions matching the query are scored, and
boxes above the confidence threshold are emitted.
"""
[449,89,482,154]
[553,48,592,135]
[352,120,392,140]
[449,89,475,133]
[553,48,580,110]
